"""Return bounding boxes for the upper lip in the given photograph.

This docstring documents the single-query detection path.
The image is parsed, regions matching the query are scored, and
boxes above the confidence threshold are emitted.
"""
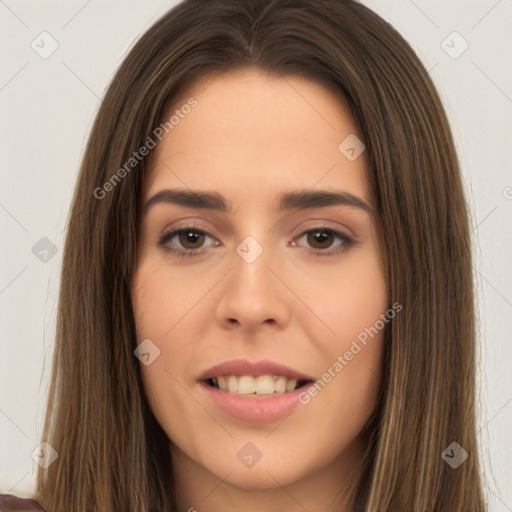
[199,358,315,381]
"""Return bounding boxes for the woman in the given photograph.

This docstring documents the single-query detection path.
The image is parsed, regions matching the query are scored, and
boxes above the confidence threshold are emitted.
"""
[0,0,487,510]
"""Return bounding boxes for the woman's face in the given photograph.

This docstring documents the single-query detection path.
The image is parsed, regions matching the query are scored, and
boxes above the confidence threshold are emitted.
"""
[131,68,388,497]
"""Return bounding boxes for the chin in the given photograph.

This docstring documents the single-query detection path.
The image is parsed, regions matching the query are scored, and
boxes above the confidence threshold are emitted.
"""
[213,461,303,491]
[200,444,314,491]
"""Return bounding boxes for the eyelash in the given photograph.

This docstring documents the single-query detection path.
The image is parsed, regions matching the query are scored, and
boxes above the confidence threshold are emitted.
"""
[158,224,354,259]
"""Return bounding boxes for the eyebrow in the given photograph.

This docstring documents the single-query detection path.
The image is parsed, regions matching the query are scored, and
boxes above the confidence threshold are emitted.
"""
[143,188,374,215]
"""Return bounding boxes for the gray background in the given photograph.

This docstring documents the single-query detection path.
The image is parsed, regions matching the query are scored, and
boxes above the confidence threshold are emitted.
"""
[0,0,511,509]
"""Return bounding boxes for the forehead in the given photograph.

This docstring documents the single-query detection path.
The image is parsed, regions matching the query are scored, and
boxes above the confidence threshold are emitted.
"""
[144,69,369,205]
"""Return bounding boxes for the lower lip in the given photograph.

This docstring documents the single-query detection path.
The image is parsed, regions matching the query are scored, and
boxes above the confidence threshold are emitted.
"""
[199,381,307,424]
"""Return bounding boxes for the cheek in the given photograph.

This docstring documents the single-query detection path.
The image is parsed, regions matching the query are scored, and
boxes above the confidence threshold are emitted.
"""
[138,362,190,448]
[131,256,203,341]
[131,257,206,422]
[298,250,387,417]
[309,250,388,343]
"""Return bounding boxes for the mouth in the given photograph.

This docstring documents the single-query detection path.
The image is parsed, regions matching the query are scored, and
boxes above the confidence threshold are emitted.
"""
[198,359,316,423]
[203,375,315,398]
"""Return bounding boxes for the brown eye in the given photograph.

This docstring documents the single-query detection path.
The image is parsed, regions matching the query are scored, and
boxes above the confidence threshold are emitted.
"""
[158,227,218,256]
[306,229,335,249]
[177,230,206,249]
[294,227,354,256]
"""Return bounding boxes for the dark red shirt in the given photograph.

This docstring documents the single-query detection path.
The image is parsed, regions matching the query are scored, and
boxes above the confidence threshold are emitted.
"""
[0,494,46,511]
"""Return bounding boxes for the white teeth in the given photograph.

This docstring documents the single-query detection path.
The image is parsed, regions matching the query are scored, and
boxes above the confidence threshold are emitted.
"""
[256,375,274,395]
[285,378,297,392]
[217,375,228,391]
[227,375,239,394]
[274,376,287,393]
[212,375,303,396]
[238,376,256,394]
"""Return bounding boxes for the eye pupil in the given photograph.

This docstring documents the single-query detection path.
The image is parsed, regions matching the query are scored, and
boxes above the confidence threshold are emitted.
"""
[308,230,332,248]
[180,230,204,248]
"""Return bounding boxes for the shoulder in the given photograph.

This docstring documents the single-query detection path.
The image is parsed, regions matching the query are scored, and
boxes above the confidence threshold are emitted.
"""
[0,494,46,511]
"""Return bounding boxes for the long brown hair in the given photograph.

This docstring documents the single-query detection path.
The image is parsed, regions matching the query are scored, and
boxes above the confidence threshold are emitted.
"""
[34,0,487,510]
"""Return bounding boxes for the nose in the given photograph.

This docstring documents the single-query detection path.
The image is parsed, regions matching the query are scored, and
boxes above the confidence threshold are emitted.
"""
[215,242,292,332]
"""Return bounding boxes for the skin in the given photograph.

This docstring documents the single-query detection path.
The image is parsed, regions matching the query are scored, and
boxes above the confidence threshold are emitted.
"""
[131,68,388,512]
